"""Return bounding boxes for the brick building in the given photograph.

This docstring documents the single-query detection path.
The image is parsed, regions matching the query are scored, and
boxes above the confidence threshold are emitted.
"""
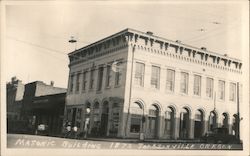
[22,81,66,135]
[64,28,242,140]
[7,77,25,121]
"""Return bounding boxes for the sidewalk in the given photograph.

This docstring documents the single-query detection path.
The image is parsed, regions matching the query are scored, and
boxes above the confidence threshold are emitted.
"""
[86,137,202,143]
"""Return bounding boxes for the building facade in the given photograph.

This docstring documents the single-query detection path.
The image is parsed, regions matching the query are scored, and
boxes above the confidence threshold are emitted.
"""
[7,77,25,121]
[65,28,242,140]
[22,81,66,135]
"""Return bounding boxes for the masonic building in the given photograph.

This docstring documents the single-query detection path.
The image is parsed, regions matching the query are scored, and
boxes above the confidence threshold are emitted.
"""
[64,28,242,140]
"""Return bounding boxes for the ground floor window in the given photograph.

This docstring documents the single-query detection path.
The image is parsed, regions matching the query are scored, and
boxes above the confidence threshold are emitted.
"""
[130,102,143,133]
[164,108,174,137]
[130,115,141,133]
[109,103,120,135]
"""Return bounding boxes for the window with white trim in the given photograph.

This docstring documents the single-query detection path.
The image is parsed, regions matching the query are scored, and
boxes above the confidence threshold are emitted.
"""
[206,77,213,98]
[229,82,236,101]
[218,80,225,100]
[193,75,201,96]
[180,72,188,94]
[135,62,145,87]
[82,71,87,91]
[166,69,175,92]
[151,66,160,89]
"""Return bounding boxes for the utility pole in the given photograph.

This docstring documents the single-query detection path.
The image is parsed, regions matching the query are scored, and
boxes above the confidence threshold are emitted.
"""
[236,82,240,139]
[124,44,136,137]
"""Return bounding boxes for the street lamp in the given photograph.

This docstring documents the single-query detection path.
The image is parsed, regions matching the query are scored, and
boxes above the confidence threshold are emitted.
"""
[68,36,77,50]
[84,108,91,139]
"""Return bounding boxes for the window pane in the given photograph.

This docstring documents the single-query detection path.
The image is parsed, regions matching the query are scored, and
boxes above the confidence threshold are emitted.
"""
[135,62,145,86]
[89,69,95,89]
[115,62,122,86]
[180,72,188,94]
[76,73,81,92]
[82,71,87,91]
[229,83,236,101]
[151,66,160,89]
[106,65,112,87]
[97,67,104,91]
[130,116,141,133]
[218,80,225,100]
[70,74,74,92]
[193,75,201,96]
[206,78,213,98]
[166,69,175,91]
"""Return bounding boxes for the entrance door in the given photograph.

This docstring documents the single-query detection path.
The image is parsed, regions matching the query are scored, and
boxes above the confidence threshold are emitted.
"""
[194,110,203,138]
[100,102,109,136]
[179,108,190,139]
[147,105,159,139]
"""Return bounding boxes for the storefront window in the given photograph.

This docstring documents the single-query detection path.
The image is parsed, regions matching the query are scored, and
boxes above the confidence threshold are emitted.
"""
[130,102,143,133]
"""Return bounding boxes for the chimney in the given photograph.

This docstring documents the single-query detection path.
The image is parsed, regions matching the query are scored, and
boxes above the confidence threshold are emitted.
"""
[201,47,207,51]
[146,31,154,36]
[11,76,17,82]
[50,81,54,86]
[176,40,181,43]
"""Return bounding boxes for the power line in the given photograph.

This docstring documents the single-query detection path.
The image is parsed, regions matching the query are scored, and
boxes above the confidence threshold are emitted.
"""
[6,36,69,62]
[187,21,241,44]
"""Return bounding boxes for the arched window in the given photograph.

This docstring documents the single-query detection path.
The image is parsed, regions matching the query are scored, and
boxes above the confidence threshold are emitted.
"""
[209,111,217,131]
[130,102,143,133]
[179,108,190,139]
[148,104,159,138]
[194,110,204,138]
[164,107,174,138]
[222,113,229,128]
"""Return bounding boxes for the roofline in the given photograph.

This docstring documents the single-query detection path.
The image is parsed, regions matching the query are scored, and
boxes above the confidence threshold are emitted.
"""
[68,28,130,56]
[68,28,242,62]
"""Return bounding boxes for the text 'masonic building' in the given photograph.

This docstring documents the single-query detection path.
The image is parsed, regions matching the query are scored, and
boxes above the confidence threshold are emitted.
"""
[64,28,242,140]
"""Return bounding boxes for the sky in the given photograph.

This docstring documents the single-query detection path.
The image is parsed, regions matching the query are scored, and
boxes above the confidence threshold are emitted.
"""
[3,1,248,88]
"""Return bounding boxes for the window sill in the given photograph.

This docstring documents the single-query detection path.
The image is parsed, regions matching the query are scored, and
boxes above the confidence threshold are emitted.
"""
[114,85,121,88]
[165,90,175,94]
[229,100,236,103]
[82,90,86,94]
[192,95,201,99]
[217,99,225,102]
[204,97,213,100]
[96,90,102,94]
[150,87,160,91]
[179,93,188,96]
[105,86,111,90]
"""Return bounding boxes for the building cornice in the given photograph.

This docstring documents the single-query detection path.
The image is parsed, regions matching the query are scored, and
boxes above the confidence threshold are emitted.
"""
[68,28,242,72]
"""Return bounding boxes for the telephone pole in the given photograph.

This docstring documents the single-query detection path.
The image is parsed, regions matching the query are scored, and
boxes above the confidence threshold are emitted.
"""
[236,82,240,139]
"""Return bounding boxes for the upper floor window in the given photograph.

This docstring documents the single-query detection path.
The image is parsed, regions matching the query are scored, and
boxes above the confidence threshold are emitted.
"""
[229,82,236,102]
[76,72,81,92]
[151,66,160,89]
[193,75,201,96]
[218,80,225,100]
[180,72,188,94]
[89,68,95,90]
[135,62,145,87]
[97,66,104,91]
[115,62,122,86]
[106,65,112,87]
[69,74,74,93]
[82,71,87,91]
[206,77,213,98]
[166,69,175,92]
